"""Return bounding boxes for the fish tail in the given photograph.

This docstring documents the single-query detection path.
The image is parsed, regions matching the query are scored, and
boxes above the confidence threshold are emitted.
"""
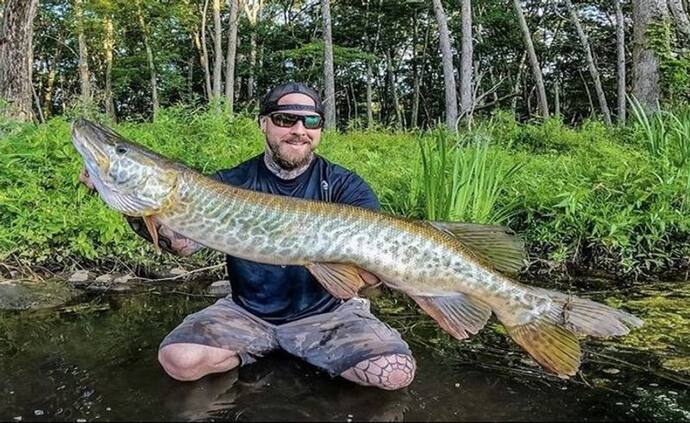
[500,287,643,378]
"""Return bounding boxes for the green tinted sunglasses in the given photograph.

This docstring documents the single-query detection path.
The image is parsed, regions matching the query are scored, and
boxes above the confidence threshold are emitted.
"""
[269,112,323,129]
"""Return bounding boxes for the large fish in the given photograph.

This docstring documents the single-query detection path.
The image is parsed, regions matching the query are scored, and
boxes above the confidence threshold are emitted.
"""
[71,118,642,378]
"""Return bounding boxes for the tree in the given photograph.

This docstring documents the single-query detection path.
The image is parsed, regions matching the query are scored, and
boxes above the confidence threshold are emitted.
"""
[460,0,473,119]
[615,0,626,124]
[212,0,222,105]
[0,0,39,121]
[224,0,239,114]
[136,0,159,118]
[75,0,92,114]
[632,0,669,112]
[563,0,611,124]
[513,0,549,118]
[321,0,336,129]
[431,0,458,131]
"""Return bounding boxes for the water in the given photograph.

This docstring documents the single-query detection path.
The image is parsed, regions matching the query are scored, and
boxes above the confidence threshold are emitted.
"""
[1,287,688,422]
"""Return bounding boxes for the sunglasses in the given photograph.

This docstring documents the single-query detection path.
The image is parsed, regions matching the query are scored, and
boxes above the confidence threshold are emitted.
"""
[269,112,323,129]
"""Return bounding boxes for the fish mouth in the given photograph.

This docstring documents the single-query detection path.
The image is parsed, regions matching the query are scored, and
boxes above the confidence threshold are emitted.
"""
[71,119,114,174]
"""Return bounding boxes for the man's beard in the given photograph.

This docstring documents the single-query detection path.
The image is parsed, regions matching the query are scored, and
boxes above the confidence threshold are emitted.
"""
[266,137,313,170]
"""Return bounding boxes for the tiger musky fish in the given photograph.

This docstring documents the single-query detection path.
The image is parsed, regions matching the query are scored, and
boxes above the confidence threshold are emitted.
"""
[71,118,643,378]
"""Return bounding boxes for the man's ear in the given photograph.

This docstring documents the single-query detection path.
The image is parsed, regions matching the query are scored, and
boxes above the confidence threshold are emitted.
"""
[259,116,267,133]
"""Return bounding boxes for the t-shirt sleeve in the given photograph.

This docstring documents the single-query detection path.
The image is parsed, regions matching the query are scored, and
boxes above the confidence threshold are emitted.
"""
[332,172,381,211]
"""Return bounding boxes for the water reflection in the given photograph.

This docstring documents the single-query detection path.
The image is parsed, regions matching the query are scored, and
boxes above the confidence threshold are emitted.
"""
[162,352,412,421]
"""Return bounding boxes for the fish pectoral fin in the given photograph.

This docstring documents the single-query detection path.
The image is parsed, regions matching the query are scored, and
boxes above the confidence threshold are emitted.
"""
[305,263,370,299]
[143,215,161,253]
[426,221,525,276]
[411,292,492,340]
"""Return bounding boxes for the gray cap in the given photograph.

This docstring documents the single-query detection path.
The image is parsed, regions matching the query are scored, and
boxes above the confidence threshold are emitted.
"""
[259,82,324,116]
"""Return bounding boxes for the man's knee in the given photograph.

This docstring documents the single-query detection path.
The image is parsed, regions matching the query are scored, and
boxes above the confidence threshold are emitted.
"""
[158,343,240,381]
[340,353,416,390]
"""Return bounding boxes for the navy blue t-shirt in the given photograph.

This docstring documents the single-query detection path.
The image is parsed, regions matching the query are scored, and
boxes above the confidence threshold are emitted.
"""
[213,154,380,324]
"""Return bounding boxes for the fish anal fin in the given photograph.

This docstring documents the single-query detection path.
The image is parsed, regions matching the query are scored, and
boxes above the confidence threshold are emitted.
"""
[306,263,370,299]
[505,319,582,379]
[412,293,492,340]
[143,215,161,253]
[427,221,525,275]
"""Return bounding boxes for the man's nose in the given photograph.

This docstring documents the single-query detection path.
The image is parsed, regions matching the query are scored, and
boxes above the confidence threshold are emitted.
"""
[290,119,307,135]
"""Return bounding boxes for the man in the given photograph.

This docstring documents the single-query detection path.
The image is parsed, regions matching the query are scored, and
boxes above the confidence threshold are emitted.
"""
[80,82,416,390]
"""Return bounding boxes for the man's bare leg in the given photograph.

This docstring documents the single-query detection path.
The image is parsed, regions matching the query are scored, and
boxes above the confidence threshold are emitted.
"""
[340,354,416,390]
[158,343,240,381]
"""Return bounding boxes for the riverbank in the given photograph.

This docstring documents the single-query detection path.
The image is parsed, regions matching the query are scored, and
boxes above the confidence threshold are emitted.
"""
[2,108,689,282]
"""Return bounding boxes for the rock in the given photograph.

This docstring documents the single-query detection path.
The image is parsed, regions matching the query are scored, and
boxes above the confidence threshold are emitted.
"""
[603,368,620,375]
[95,274,114,283]
[113,274,134,284]
[207,280,232,297]
[0,280,81,311]
[68,270,90,283]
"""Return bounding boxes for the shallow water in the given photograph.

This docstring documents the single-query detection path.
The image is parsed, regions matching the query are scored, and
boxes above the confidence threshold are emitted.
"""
[1,284,688,422]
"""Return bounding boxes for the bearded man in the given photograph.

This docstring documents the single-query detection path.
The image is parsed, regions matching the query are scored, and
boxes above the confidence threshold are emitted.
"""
[80,82,416,390]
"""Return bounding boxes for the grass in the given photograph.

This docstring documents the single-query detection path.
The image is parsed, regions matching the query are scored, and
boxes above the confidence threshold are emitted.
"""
[1,105,689,279]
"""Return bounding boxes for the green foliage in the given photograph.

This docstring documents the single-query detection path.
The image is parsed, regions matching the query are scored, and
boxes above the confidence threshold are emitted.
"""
[1,108,689,278]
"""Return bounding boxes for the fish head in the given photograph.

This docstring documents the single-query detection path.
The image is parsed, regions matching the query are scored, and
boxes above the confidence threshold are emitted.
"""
[71,118,180,217]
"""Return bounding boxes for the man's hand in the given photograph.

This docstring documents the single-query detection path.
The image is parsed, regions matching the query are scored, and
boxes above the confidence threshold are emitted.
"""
[79,167,202,257]
[79,167,96,191]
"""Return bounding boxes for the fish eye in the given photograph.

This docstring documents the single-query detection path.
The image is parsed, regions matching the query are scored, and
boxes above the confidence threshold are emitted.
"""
[115,145,128,155]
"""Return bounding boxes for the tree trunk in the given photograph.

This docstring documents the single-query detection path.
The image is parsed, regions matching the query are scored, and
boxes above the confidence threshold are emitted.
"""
[43,40,62,118]
[211,0,223,106]
[137,0,159,118]
[321,0,336,129]
[668,0,690,39]
[564,0,612,124]
[366,61,374,129]
[632,0,669,112]
[431,0,459,131]
[224,0,239,114]
[0,0,38,122]
[554,81,560,117]
[460,0,473,119]
[201,0,212,100]
[104,14,116,122]
[511,51,527,113]
[385,50,403,130]
[248,31,256,99]
[579,69,595,117]
[75,0,92,114]
[615,0,627,125]
[513,0,549,118]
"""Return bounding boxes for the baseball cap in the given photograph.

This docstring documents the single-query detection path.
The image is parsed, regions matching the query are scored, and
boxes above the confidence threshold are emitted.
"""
[259,82,324,116]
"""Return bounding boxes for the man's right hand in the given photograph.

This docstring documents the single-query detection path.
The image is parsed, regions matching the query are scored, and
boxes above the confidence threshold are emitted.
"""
[79,167,202,257]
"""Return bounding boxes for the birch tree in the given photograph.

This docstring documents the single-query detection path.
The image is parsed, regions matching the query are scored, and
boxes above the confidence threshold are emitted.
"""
[564,0,612,124]
[460,0,473,119]
[136,0,159,118]
[321,0,336,129]
[0,0,39,121]
[432,0,458,131]
[212,0,222,104]
[75,0,92,113]
[615,0,626,124]
[224,0,239,114]
[513,0,549,118]
[632,0,669,112]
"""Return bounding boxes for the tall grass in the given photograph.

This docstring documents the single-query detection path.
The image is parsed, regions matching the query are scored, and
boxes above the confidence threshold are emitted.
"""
[419,130,521,224]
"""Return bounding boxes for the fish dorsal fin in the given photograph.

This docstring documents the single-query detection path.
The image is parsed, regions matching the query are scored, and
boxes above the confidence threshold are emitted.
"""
[306,263,371,299]
[427,221,525,276]
[411,292,492,340]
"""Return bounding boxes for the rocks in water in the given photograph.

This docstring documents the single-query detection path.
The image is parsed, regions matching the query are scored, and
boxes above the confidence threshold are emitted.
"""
[207,280,232,297]
[85,273,138,293]
[0,280,81,311]
[68,270,91,283]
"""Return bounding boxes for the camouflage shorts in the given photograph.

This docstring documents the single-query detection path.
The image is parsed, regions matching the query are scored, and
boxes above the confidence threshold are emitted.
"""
[159,297,412,376]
